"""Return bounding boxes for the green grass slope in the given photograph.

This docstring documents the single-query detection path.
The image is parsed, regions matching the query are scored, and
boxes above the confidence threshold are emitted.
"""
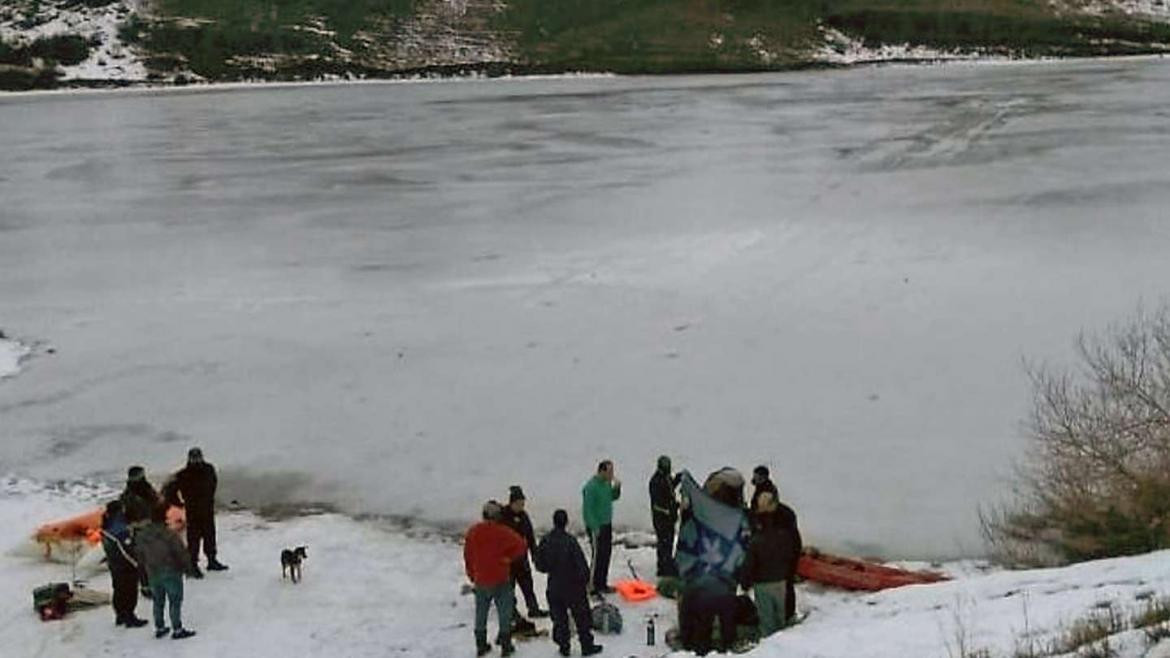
[127,0,1170,80]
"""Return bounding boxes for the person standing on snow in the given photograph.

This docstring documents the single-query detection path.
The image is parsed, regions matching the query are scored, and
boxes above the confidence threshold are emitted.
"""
[500,485,548,620]
[749,467,802,623]
[172,447,228,577]
[121,465,161,598]
[465,500,528,657]
[649,455,681,577]
[534,509,603,657]
[134,504,198,640]
[740,491,801,636]
[100,500,148,628]
[582,459,621,595]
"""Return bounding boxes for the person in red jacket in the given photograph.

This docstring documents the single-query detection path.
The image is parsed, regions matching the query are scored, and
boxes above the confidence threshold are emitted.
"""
[465,500,527,657]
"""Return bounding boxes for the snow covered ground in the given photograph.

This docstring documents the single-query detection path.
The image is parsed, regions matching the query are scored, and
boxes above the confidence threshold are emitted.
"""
[5,478,1170,658]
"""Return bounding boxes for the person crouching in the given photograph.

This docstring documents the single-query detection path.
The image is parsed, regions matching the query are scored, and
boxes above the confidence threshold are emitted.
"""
[535,509,603,657]
[134,505,197,640]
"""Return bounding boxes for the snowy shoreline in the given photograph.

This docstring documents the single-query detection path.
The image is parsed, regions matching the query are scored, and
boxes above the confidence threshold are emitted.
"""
[0,53,1166,100]
[5,477,1170,657]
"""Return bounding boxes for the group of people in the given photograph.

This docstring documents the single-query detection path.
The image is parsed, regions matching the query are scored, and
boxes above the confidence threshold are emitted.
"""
[462,458,802,657]
[98,447,228,640]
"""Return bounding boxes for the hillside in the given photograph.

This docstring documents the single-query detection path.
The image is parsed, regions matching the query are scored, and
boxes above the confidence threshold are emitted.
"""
[2,0,1170,89]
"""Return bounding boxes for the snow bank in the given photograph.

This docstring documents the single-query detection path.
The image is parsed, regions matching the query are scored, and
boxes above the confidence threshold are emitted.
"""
[5,478,1170,658]
[0,336,30,380]
[816,27,1011,65]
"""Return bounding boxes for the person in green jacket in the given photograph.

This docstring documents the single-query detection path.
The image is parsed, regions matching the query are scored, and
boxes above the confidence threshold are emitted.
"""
[582,459,621,595]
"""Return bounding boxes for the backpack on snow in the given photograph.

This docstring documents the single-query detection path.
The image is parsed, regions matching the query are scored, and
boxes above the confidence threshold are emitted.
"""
[591,601,623,634]
[33,582,72,621]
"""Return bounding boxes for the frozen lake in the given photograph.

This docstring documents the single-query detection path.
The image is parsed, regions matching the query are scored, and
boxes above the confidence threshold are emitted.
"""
[3,59,1170,558]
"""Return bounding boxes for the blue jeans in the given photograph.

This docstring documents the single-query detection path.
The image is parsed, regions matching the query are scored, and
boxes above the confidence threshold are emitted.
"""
[474,582,514,646]
[149,570,183,631]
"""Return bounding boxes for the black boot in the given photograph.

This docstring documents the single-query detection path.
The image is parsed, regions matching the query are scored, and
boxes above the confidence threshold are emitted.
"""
[206,559,229,572]
[475,631,490,656]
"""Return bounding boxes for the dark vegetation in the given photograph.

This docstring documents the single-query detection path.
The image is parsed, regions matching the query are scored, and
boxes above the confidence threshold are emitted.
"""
[984,306,1170,566]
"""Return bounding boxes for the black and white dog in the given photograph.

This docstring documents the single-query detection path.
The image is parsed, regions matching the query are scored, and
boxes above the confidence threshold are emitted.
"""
[280,546,308,583]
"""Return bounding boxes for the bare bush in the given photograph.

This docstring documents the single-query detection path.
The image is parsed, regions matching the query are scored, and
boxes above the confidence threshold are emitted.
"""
[983,305,1170,565]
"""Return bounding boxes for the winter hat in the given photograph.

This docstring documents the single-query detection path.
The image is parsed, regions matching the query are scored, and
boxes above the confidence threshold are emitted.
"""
[508,485,525,503]
[553,509,568,529]
[188,447,204,461]
[127,466,146,482]
[482,500,503,521]
[753,465,769,479]
[657,455,672,473]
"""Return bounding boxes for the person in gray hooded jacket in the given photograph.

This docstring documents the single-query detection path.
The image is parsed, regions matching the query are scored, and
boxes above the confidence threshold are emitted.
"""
[134,505,198,640]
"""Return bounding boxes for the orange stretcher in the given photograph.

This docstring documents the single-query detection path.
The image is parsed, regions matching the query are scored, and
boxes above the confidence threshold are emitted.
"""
[34,506,187,560]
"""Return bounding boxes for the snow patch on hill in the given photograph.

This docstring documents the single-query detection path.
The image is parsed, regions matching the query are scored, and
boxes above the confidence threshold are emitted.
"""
[0,1,146,81]
[815,27,1010,65]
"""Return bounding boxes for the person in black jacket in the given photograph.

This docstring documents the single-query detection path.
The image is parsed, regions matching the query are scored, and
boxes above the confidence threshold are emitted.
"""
[749,470,803,624]
[648,455,681,577]
[121,465,161,597]
[500,485,547,620]
[534,510,603,657]
[173,448,228,576]
[100,500,148,628]
[740,492,801,635]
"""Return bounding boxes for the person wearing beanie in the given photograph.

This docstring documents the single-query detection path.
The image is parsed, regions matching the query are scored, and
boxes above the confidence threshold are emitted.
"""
[121,465,162,599]
[535,510,603,657]
[122,466,160,525]
[581,460,621,595]
[649,455,682,577]
[173,447,227,576]
[465,499,527,656]
[499,485,548,621]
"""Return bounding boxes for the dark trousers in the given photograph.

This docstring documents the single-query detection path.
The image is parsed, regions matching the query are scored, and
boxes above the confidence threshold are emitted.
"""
[110,568,139,623]
[587,524,613,592]
[653,515,677,577]
[681,583,738,655]
[512,557,540,613]
[186,513,217,565]
[548,587,594,652]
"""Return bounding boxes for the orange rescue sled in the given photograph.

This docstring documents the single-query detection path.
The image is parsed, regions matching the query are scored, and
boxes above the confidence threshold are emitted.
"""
[797,549,949,592]
[34,506,187,560]
[614,579,657,602]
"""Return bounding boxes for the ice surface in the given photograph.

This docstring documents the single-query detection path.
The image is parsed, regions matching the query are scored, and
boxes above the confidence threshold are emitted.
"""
[3,59,1170,558]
